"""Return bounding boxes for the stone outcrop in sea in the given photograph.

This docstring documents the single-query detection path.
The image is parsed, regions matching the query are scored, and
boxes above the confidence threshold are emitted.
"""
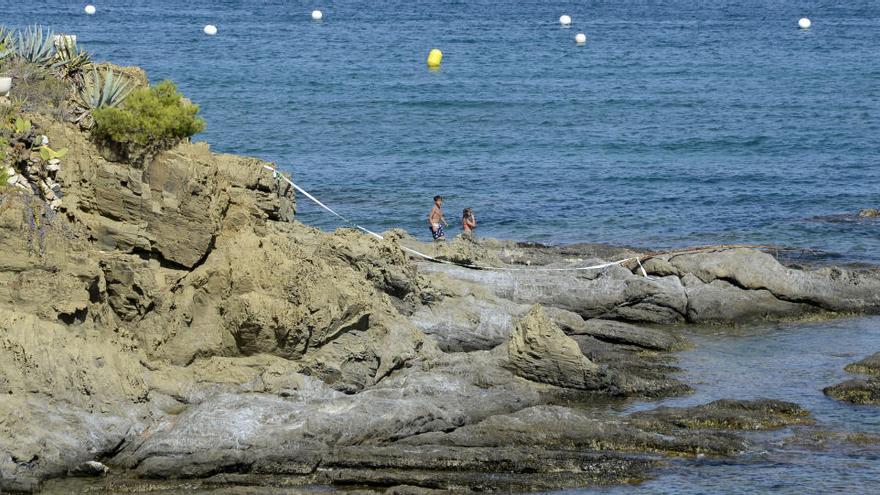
[2,78,880,494]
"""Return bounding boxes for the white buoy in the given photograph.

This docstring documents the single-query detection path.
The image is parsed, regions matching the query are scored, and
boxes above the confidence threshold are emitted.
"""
[203,24,218,36]
[311,10,323,21]
[84,4,96,15]
[575,32,586,44]
[798,17,811,29]
[559,14,571,26]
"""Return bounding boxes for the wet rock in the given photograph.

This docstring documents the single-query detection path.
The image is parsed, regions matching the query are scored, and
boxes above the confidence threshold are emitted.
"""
[630,399,813,430]
[823,378,880,405]
[824,352,880,405]
[844,352,880,375]
[859,208,880,218]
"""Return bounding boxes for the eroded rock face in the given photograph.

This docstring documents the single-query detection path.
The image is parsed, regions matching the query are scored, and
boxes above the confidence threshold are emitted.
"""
[506,305,600,389]
[39,115,295,269]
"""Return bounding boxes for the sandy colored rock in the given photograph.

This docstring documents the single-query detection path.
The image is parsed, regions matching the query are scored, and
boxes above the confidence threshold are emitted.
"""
[506,305,600,389]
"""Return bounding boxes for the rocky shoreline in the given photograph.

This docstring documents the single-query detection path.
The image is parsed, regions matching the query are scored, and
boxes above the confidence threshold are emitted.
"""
[2,94,880,494]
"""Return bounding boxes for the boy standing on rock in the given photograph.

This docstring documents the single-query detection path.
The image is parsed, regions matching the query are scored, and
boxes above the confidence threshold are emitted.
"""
[428,195,448,241]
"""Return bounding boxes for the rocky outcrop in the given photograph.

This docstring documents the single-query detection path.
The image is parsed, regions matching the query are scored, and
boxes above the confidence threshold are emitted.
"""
[824,378,880,405]
[421,246,880,327]
[824,352,880,405]
[844,352,880,375]
[506,305,600,389]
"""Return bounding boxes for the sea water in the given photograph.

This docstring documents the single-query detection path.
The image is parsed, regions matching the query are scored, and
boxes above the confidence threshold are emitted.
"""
[4,0,878,261]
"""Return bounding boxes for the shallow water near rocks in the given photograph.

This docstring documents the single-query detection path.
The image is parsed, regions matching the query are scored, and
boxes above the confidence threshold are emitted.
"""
[562,315,880,495]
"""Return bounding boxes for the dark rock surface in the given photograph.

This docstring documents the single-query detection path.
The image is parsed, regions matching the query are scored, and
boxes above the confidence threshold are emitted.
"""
[825,351,880,405]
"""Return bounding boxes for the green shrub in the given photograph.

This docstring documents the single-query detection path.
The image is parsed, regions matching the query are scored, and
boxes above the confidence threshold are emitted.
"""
[92,80,204,162]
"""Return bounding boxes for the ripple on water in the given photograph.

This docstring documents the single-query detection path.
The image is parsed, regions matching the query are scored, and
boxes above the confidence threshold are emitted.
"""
[562,316,880,495]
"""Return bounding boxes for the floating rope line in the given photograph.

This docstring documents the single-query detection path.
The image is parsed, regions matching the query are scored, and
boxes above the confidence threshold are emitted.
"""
[264,166,784,274]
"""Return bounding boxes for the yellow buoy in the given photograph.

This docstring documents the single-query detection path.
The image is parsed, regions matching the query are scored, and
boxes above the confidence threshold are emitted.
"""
[427,48,443,68]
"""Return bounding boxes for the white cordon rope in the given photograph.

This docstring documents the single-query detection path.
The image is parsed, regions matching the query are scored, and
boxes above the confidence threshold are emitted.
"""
[264,165,646,273]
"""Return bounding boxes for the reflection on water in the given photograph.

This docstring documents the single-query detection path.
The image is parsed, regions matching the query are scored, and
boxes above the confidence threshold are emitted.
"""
[561,316,880,495]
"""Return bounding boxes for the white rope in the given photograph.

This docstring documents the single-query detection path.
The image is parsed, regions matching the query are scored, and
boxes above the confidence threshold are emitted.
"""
[264,166,645,274]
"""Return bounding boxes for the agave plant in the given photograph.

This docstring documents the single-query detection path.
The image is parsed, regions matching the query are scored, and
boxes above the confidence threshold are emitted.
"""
[15,25,56,67]
[53,36,92,81]
[74,67,133,127]
[0,26,13,60]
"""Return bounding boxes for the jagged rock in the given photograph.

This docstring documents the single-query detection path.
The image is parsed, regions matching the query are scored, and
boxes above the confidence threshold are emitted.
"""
[37,115,295,268]
[316,228,422,301]
[506,305,600,389]
[4,66,880,494]
[547,310,682,351]
[410,282,527,351]
[859,208,880,218]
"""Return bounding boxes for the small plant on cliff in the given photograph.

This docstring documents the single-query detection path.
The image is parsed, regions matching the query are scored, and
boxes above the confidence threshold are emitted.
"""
[0,26,13,60]
[92,80,205,162]
[14,25,56,67]
[53,37,92,82]
[74,67,133,128]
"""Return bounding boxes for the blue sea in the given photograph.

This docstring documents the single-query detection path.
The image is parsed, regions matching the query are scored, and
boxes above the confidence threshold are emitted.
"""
[5,0,879,261]
[6,2,880,494]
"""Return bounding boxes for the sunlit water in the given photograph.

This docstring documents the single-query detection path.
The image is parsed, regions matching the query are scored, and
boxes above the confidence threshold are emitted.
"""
[562,316,880,495]
[3,0,879,260]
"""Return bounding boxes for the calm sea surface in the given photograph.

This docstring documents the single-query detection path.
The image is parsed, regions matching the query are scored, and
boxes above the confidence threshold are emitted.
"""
[4,0,879,260]
[7,2,880,494]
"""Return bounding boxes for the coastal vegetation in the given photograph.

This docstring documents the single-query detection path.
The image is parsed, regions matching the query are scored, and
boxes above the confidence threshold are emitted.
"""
[92,80,205,163]
[0,24,204,204]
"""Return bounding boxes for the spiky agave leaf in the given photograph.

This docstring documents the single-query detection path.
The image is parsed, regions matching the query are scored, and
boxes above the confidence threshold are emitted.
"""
[15,25,56,67]
[53,36,92,81]
[74,67,133,127]
[0,26,13,60]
